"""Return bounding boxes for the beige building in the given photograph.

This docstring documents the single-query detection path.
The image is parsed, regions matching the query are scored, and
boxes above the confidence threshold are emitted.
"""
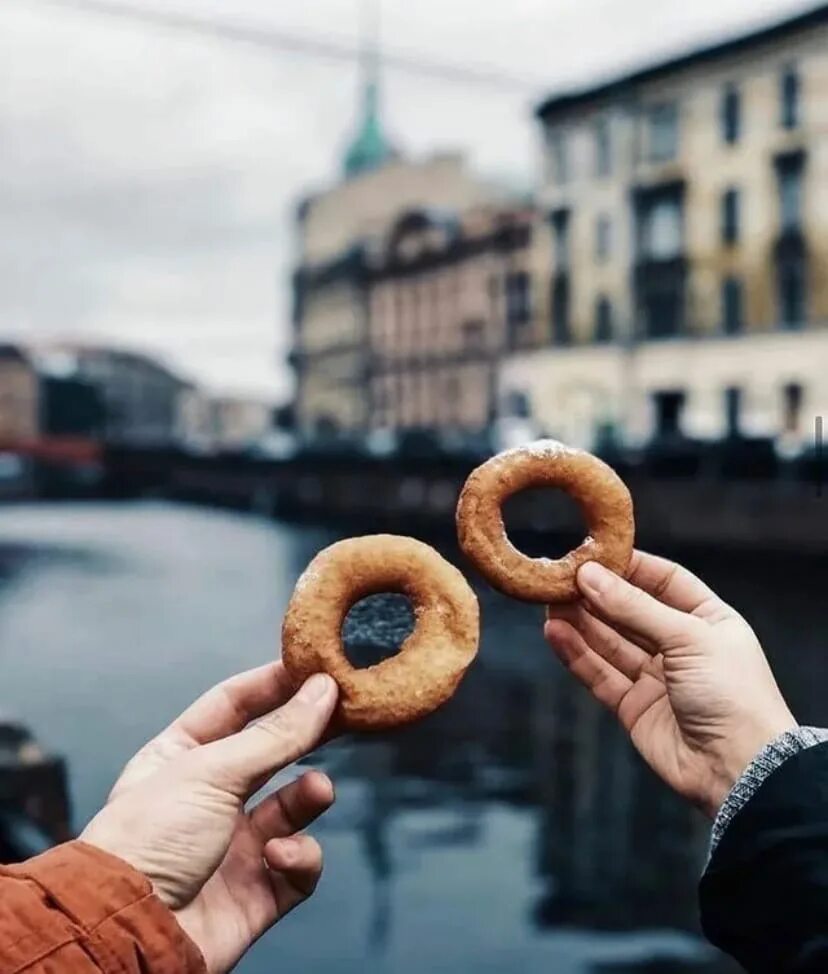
[292,153,507,439]
[178,385,274,453]
[290,55,508,439]
[0,344,39,443]
[368,205,545,433]
[503,4,828,449]
[209,396,273,451]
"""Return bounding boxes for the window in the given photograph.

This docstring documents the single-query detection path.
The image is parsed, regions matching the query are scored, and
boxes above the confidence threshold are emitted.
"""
[594,297,613,342]
[505,272,531,330]
[721,188,740,244]
[551,209,570,269]
[724,386,742,438]
[646,103,679,162]
[503,389,531,418]
[777,162,803,231]
[594,117,612,177]
[721,84,741,144]
[782,382,803,434]
[595,215,612,262]
[640,198,682,260]
[779,260,806,328]
[722,276,743,334]
[462,320,485,350]
[546,129,569,184]
[652,390,685,437]
[445,376,460,406]
[635,189,686,337]
[781,65,800,129]
[551,275,570,345]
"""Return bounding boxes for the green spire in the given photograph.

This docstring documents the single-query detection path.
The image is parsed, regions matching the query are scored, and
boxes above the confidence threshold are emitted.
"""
[343,0,396,178]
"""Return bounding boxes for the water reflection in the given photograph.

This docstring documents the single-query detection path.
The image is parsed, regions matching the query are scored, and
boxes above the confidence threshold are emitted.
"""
[0,502,795,973]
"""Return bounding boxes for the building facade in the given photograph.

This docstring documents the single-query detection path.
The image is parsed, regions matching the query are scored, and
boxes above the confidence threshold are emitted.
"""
[502,4,828,449]
[288,33,513,442]
[0,345,39,443]
[367,205,545,434]
[209,396,273,451]
[291,152,507,440]
[65,346,187,447]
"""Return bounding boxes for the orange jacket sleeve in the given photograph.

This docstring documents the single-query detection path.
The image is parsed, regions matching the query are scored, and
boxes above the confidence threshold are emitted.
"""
[0,841,206,974]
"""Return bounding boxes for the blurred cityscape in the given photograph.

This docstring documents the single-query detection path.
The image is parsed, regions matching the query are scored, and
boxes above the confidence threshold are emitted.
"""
[0,2,825,510]
[1,5,827,973]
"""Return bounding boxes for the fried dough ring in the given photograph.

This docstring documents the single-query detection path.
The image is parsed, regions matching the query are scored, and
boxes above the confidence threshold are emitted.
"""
[456,440,635,603]
[281,535,479,730]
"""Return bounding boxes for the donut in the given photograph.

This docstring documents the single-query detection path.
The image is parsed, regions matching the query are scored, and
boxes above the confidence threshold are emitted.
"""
[281,535,479,730]
[456,439,634,603]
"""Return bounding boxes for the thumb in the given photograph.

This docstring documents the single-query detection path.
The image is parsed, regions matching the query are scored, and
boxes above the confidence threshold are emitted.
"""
[196,673,338,798]
[576,561,703,651]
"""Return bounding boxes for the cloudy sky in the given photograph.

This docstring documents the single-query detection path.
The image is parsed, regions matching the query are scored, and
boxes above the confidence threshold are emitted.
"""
[0,0,815,400]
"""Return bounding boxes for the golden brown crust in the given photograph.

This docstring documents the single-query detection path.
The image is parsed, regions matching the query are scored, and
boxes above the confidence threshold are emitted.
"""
[456,440,635,603]
[281,535,480,730]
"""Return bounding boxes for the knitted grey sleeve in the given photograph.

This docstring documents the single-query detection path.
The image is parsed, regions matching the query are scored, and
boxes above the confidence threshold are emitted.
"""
[710,726,828,855]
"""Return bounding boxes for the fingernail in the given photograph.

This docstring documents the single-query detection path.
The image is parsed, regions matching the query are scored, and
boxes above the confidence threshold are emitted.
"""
[543,619,560,642]
[299,673,335,704]
[578,561,612,597]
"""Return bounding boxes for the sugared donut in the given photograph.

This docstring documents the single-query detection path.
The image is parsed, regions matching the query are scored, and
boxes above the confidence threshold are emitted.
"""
[281,535,479,730]
[456,440,635,603]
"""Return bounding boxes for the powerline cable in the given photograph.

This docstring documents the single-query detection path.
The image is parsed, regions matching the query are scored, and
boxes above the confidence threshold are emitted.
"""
[24,0,544,94]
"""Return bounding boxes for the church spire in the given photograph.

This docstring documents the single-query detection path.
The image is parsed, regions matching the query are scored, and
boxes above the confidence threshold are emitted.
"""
[343,0,396,179]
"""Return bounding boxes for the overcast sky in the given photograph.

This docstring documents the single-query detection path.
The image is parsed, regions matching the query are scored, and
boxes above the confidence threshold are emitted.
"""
[0,0,815,400]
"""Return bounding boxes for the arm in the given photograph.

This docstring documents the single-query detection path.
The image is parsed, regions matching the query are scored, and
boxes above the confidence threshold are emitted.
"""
[544,552,795,817]
[0,841,204,974]
[2,663,338,974]
[701,733,828,973]
[544,552,818,971]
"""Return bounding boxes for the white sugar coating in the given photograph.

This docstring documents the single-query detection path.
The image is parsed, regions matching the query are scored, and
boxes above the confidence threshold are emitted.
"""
[490,438,581,467]
[294,566,321,592]
[521,438,581,458]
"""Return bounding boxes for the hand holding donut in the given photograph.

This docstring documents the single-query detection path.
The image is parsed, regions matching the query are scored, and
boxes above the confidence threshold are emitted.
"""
[83,664,338,974]
[545,552,797,817]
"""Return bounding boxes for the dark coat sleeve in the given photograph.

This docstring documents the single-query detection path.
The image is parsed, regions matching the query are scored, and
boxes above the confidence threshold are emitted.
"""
[700,740,828,973]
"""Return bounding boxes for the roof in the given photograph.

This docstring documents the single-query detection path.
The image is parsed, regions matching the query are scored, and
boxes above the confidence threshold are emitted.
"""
[536,2,828,120]
[27,340,188,385]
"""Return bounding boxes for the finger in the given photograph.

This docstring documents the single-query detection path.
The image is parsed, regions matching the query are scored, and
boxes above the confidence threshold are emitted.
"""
[545,618,631,713]
[547,602,664,681]
[626,550,724,619]
[265,834,324,917]
[547,601,659,656]
[249,770,335,840]
[576,562,705,651]
[111,664,300,797]
[546,619,669,736]
[196,674,338,798]
[163,662,298,748]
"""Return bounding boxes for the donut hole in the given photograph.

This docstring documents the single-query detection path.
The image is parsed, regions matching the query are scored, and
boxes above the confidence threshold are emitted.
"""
[501,486,586,558]
[342,592,415,668]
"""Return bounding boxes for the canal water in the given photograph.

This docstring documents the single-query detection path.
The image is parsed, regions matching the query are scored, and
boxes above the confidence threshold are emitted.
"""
[1,501,824,974]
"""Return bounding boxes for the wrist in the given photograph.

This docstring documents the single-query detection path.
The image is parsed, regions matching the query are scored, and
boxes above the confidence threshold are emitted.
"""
[702,710,798,817]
